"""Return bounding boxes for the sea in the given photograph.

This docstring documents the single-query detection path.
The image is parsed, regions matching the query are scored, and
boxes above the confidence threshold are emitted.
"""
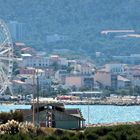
[1,104,140,124]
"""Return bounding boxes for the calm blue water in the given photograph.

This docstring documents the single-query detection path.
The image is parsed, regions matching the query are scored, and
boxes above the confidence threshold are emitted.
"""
[1,104,140,124]
[0,104,31,112]
[66,105,140,124]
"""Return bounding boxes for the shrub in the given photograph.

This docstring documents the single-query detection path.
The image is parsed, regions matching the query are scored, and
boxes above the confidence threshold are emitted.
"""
[86,133,98,140]
[54,129,64,136]
[46,136,58,140]
[101,135,116,140]
[0,120,36,135]
[77,132,85,140]
[128,134,138,140]
[60,136,70,140]
[0,120,19,134]
[96,127,111,136]
[0,111,23,124]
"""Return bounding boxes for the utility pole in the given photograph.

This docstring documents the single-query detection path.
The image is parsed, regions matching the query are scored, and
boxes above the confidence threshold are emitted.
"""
[88,97,90,125]
[32,72,35,125]
[36,69,40,126]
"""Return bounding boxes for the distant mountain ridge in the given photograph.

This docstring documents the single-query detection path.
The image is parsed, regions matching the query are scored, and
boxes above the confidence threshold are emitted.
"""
[0,0,140,56]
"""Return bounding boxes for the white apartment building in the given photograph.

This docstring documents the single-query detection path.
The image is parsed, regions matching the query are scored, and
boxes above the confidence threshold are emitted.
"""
[20,54,49,68]
[126,66,140,86]
[105,63,126,74]
[20,54,68,68]
[74,63,92,75]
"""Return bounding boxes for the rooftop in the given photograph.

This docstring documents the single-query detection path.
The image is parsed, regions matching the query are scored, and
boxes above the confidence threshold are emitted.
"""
[69,91,103,94]
[15,42,25,46]
[118,75,130,82]
[21,53,32,57]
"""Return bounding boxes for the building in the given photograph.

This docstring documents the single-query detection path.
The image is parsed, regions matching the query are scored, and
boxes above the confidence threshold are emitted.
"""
[8,21,26,41]
[125,66,140,86]
[74,63,92,75]
[83,76,94,89]
[13,42,26,55]
[20,103,85,130]
[65,74,94,90]
[20,67,35,75]
[20,54,49,68]
[105,63,126,74]
[113,54,140,65]
[68,91,104,98]
[55,70,68,84]
[21,47,36,55]
[46,34,68,43]
[17,69,51,93]
[117,75,131,89]
[59,58,68,67]
[12,79,33,95]
[95,70,118,89]
[65,75,83,88]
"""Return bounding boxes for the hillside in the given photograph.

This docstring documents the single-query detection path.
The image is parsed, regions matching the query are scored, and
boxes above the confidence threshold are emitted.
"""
[0,0,140,56]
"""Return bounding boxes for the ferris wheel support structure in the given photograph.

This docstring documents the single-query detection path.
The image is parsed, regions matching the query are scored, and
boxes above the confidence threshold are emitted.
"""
[0,19,13,95]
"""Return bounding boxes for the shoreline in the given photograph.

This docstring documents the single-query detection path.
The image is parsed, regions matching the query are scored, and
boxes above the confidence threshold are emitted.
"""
[61,100,140,106]
[1,100,140,106]
[87,121,140,127]
[1,96,140,106]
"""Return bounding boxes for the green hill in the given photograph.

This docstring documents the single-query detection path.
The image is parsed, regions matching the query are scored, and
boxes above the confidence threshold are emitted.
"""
[0,0,140,56]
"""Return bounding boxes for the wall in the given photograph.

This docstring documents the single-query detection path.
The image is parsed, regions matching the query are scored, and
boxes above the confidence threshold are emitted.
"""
[65,76,82,88]
[95,71,111,87]
[54,110,80,129]
[55,120,79,129]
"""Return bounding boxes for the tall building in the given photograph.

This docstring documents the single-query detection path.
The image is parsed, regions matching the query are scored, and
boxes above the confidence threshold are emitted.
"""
[8,21,26,41]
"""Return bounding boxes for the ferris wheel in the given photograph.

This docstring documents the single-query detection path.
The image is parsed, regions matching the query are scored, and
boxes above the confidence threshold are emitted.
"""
[0,19,13,94]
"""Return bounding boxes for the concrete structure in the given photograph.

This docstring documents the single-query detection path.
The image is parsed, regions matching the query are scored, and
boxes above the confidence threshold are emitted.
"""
[20,54,49,68]
[17,69,51,92]
[65,76,83,88]
[20,103,85,130]
[52,108,85,129]
[13,42,26,54]
[20,67,35,75]
[49,55,60,65]
[12,79,33,95]
[126,66,140,86]
[59,58,68,66]
[117,75,131,89]
[95,70,117,89]
[83,76,94,89]
[8,21,26,41]
[65,74,94,89]
[113,54,140,64]
[74,63,92,75]
[68,91,104,98]
[46,34,68,43]
[105,63,126,74]
[55,70,68,84]
[19,55,68,68]
[21,47,36,55]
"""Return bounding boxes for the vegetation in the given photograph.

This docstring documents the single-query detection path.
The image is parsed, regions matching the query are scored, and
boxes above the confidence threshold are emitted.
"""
[1,119,140,140]
[0,111,23,124]
[0,121,140,140]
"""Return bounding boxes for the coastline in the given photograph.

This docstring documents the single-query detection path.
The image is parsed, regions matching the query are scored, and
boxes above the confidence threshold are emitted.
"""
[1,100,140,106]
[87,121,140,127]
[61,99,140,106]
[1,95,140,106]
